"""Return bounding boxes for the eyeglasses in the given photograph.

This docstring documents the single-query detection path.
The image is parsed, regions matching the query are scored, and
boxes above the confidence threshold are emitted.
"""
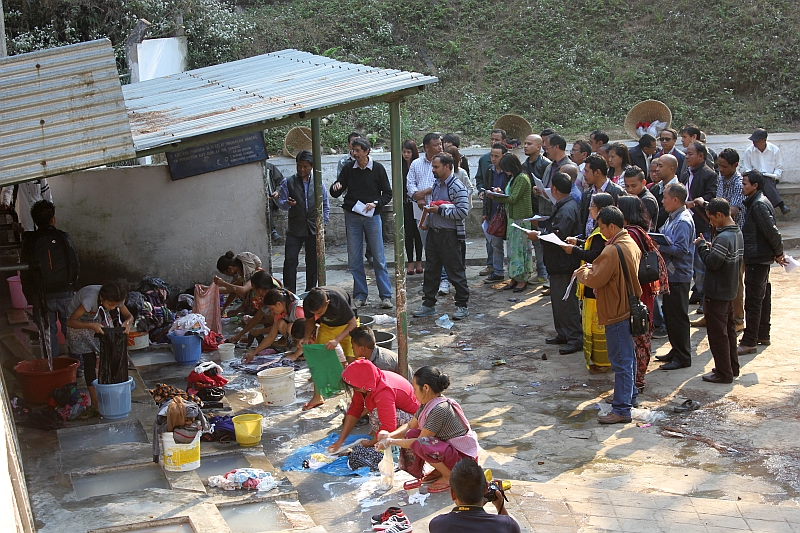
[658,137,673,142]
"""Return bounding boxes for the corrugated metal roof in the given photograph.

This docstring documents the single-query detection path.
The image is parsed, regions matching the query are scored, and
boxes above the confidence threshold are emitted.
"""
[123,49,438,153]
[0,39,136,185]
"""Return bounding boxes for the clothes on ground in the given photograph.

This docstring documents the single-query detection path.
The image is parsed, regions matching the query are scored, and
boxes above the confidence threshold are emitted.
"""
[152,396,207,462]
[283,433,372,477]
[201,331,225,352]
[203,414,235,442]
[227,353,300,375]
[193,283,222,334]
[208,469,277,491]
[170,313,210,337]
[347,445,384,471]
[48,382,89,421]
[187,361,228,390]
[148,383,201,406]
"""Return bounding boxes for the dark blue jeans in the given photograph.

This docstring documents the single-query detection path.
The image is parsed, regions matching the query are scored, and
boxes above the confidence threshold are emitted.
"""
[34,291,72,359]
[605,319,637,417]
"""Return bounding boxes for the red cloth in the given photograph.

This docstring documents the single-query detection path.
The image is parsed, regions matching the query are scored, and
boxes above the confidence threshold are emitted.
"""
[186,370,228,388]
[201,332,225,352]
[341,360,420,433]
[194,283,222,334]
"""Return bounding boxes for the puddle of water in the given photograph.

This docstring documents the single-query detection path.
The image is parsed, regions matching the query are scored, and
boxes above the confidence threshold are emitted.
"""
[218,502,290,532]
[59,421,148,452]
[121,524,194,533]
[72,465,169,499]
[129,350,177,367]
[194,454,252,480]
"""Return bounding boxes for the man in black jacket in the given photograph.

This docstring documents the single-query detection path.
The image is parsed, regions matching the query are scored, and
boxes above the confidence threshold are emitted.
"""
[680,142,718,312]
[580,155,625,237]
[623,166,659,231]
[628,134,658,181]
[522,134,550,283]
[694,199,743,383]
[526,174,583,354]
[278,151,329,294]
[738,171,787,355]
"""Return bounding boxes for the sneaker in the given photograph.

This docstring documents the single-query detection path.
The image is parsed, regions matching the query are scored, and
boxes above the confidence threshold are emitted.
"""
[412,305,436,317]
[374,515,412,532]
[371,507,404,526]
[479,265,493,276]
[453,307,469,320]
[535,276,548,284]
[380,298,393,309]
[355,299,366,308]
[438,280,451,295]
[271,231,283,244]
[484,273,504,283]
[652,326,668,339]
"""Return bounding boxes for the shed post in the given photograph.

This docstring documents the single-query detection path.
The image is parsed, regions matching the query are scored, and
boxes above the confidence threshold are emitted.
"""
[311,117,326,286]
[389,100,408,372]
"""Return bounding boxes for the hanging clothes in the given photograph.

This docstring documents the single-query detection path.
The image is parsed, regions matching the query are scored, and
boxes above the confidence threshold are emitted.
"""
[193,283,222,334]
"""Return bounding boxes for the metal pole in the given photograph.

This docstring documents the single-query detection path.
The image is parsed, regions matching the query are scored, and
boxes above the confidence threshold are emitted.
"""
[311,118,326,287]
[389,100,408,373]
[263,160,274,275]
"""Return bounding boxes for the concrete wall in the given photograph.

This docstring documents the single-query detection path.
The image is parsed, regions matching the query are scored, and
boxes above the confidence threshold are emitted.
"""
[48,162,270,290]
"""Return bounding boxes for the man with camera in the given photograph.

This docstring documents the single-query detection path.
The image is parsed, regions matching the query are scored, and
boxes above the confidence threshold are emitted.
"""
[429,459,520,533]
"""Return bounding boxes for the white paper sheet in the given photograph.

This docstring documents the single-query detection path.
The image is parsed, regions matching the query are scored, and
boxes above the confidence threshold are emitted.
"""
[412,201,423,220]
[563,275,577,301]
[510,222,530,233]
[533,177,557,204]
[539,232,568,247]
[524,214,550,222]
[785,255,800,274]
[352,200,375,217]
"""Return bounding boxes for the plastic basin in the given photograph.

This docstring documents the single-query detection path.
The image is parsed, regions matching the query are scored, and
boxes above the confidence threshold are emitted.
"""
[359,314,375,328]
[374,331,395,350]
[91,377,136,419]
[14,357,79,404]
[168,333,202,364]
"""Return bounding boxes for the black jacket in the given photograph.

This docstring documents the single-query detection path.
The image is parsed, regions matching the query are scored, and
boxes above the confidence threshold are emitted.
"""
[579,180,625,235]
[696,225,743,301]
[285,174,318,237]
[542,196,582,275]
[638,188,660,232]
[628,146,650,179]
[331,159,392,214]
[679,163,717,235]
[742,191,783,265]
[523,154,550,216]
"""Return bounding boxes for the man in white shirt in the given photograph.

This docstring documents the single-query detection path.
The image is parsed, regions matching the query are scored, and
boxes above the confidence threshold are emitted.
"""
[740,128,789,215]
[2,180,53,232]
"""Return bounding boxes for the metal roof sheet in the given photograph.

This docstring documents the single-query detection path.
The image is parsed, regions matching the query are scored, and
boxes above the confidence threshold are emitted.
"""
[0,39,136,185]
[123,49,438,153]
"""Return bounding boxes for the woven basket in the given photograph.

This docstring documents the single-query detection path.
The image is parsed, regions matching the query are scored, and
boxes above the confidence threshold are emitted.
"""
[493,114,533,142]
[283,126,312,158]
[624,100,672,139]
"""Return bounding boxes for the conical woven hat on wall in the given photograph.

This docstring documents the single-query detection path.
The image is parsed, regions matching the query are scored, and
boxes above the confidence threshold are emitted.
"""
[624,100,672,139]
[493,114,533,142]
[283,126,313,157]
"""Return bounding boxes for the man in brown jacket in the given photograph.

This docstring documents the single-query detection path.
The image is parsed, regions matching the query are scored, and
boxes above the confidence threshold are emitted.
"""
[576,207,642,424]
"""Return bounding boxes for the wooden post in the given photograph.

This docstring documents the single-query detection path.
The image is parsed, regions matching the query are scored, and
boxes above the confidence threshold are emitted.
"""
[389,100,408,373]
[311,117,326,286]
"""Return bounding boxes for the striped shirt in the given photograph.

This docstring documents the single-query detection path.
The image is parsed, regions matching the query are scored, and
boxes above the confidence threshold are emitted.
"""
[717,172,745,227]
[428,174,469,240]
[417,401,468,441]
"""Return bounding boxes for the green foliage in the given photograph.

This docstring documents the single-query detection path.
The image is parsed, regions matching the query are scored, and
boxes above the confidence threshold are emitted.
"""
[6,0,800,153]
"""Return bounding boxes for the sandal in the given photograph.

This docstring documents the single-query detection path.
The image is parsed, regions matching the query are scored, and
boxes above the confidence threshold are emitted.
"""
[403,479,423,490]
[513,283,527,293]
[302,400,324,411]
[503,281,518,291]
[674,399,700,413]
[427,480,451,493]
[421,471,442,483]
[415,268,424,274]
[407,267,415,275]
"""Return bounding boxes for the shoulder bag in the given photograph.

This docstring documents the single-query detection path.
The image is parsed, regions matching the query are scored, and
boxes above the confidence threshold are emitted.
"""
[487,203,508,240]
[629,230,660,285]
[614,244,650,337]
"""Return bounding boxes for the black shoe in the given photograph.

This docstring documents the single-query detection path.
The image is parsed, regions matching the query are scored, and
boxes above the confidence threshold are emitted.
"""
[702,373,732,384]
[652,326,668,339]
[604,395,639,408]
[757,339,771,346]
[654,354,673,362]
[696,306,704,315]
[484,273,505,283]
[545,336,568,345]
[541,289,551,296]
[781,204,791,215]
[688,292,701,305]
[660,360,690,370]
[559,344,581,355]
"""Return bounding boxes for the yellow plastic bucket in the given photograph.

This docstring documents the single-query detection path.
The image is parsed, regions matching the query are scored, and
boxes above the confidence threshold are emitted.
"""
[232,414,264,447]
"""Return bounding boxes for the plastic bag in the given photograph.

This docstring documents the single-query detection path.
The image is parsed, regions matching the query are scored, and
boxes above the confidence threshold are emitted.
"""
[379,447,395,490]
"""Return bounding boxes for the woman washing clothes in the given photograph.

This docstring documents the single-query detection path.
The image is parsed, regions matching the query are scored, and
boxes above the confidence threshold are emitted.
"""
[376,366,479,494]
[66,283,133,413]
[212,251,278,314]
[240,288,304,363]
[224,271,280,348]
[561,192,615,373]
[327,359,420,453]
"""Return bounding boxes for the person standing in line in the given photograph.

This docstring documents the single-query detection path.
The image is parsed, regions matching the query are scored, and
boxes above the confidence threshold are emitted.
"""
[277,150,329,295]
[330,137,393,309]
[477,130,507,277]
[738,171,787,355]
[628,134,658,182]
[694,198,743,384]
[402,140,424,276]
[521,133,550,284]
[481,143,510,284]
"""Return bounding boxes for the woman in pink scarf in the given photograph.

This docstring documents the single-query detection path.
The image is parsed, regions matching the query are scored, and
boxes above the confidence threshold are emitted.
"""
[376,366,479,493]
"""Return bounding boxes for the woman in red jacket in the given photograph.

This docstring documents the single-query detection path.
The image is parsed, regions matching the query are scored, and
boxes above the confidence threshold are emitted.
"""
[328,359,420,453]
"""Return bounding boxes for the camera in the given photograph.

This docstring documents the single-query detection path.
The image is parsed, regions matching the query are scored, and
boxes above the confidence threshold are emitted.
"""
[485,481,507,502]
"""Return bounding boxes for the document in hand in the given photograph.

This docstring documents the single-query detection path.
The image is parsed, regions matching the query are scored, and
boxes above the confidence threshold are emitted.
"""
[534,177,557,204]
[539,232,568,247]
[352,200,375,217]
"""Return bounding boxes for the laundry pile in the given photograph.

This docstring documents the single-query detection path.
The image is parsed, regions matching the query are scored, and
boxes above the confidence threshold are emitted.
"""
[283,433,374,477]
[186,361,227,406]
[208,468,277,491]
[228,352,301,375]
[48,381,90,421]
[126,276,175,343]
[152,395,208,463]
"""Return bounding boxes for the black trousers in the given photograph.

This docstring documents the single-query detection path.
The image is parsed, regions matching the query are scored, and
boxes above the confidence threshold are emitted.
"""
[403,202,423,262]
[422,229,469,308]
[742,264,771,347]
[549,273,582,347]
[284,234,317,294]
[760,177,784,208]
[662,281,691,366]
[704,298,739,381]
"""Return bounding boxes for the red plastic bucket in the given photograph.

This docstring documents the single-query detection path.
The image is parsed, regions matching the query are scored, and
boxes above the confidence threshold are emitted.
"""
[14,357,80,404]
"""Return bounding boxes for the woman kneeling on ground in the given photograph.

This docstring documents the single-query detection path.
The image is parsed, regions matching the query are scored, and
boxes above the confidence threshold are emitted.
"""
[328,359,420,453]
[212,251,262,313]
[225,271,280,348]
[66,283,133,413]
[376,366,479,493]
[240,288,304,363]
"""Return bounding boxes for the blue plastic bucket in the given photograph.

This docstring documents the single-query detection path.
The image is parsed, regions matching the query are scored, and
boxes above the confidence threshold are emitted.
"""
[91,377,136,419]
[169,333,202,364]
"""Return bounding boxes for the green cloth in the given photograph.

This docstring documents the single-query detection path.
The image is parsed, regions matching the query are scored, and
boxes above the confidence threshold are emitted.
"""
[492,172,533,220]
[303,344,344,397]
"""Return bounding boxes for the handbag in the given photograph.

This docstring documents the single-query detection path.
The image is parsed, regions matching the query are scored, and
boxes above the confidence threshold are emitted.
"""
[614,245,650,337]
[629,230,660,284]
[487,203,508,239]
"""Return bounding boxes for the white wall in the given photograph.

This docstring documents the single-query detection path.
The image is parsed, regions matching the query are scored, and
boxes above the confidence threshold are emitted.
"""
[48,162,269,290]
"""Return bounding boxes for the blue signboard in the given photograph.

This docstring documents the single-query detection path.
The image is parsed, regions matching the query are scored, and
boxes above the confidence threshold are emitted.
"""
[166,132,267,180]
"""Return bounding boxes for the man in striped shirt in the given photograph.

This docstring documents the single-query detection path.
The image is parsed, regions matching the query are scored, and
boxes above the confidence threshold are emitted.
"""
[413,153,470,320]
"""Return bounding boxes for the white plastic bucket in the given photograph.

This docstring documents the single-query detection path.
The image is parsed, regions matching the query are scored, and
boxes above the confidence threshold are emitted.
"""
[161,431,201,471]
[218,343,235,361]
[257,366,296,406]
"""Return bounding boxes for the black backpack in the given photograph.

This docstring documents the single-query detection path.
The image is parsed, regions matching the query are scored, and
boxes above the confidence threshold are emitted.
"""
[31,228,79,293]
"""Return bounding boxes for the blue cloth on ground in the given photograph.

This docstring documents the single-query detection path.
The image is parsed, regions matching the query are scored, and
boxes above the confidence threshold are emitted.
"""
[282,433,372,477]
